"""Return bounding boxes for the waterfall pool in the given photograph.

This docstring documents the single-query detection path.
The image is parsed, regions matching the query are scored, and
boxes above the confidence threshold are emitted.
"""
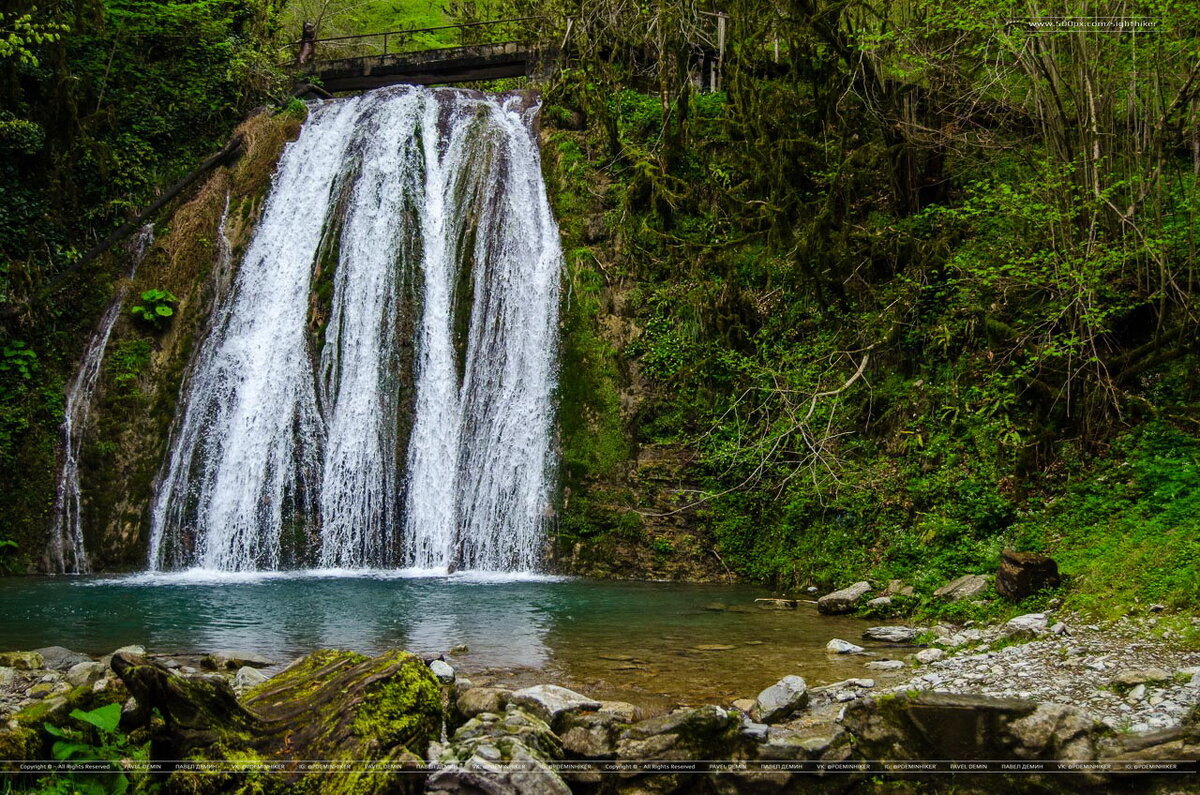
[0,573,901,710]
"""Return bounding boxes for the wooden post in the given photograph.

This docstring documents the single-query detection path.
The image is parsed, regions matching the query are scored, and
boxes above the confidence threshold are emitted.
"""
[716,13,726,92]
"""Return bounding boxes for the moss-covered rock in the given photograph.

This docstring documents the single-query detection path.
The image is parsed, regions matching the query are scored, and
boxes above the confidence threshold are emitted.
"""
[114,649,441,795]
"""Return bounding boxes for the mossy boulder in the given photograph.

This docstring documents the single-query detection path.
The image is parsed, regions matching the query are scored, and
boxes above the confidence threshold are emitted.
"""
[112,649,441,795]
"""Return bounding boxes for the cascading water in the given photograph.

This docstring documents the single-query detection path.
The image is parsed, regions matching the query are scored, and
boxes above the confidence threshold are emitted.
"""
[49,224,155,574]
[148,86,562,573]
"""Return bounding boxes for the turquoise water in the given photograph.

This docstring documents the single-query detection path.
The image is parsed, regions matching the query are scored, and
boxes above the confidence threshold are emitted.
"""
[0,572,895,707]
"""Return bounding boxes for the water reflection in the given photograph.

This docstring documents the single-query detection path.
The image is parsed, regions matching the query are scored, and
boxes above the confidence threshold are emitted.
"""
[0,574,882,705]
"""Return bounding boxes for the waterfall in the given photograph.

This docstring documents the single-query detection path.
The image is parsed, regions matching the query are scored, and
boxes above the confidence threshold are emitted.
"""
[49,224,154,574]
[148,86,562,573]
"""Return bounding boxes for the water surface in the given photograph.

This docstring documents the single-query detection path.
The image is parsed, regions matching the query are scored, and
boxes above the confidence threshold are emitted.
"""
[0,573,898,709]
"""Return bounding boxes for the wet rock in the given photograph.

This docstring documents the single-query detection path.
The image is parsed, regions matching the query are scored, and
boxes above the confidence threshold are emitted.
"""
[865,660,905,671]
[934,574,991,601]
[65,662,107,689]
[916,648,945,664]
[995,550,1061,601]
[704,602,728,611]
[201,650,274,670]
[0,652,43,671]
[0,667,15,688]
[1004,613,1049,639]
[817,581,872,614]
[752,675,808,723]
[508,685,600,729]
[863,626,918,643]
[457,687,512,719]
[826,638,865,654]
[429,659,455,683]
[754,598,796,609]
[233,666,269,692]
[692,644,736,651]
[34,647,92,672]
[449,644,469,655]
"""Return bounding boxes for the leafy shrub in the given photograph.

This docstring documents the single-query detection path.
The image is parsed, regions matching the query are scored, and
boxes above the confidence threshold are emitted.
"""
[128,289,178,327]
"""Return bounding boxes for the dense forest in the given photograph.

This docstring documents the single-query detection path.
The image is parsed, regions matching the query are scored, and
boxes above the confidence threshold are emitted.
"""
[0,0,1198,624]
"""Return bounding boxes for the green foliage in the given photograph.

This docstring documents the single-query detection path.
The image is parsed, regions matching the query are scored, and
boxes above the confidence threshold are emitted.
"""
[37,703,147,794]
[0,9,68,67]
[128,289,178,327]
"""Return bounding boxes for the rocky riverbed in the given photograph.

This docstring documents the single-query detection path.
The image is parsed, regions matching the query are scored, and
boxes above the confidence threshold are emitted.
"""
[1,605,1198,794]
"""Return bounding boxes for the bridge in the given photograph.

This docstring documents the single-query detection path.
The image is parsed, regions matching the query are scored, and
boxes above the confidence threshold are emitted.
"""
[293,14,729,95]
[294,18,556,94]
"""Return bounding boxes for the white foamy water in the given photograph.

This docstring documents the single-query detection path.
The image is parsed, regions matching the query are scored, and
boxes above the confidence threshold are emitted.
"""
[148,86,562,573]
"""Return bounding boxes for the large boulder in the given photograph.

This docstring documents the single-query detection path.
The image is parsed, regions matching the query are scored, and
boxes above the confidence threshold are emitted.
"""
[933,574,991,601]
[752,675,809,723]
[995,550,1060,601]
[34,646,92,671]
[863,626,918,643]
[817,582,872,614]
[508,684,600,730]
[114,649,441,795]
[842,692,1101,783]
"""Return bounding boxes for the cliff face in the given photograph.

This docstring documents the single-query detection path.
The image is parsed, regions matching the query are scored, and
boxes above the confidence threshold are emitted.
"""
[541,125,729,582]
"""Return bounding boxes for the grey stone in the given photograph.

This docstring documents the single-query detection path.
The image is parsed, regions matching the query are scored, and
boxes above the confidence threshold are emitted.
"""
[817,581,872,614]
[866,596,893,610]
[457,687,512,719]
[429,659,455,683]
[916,648,945,664]
[508,684,600,728]
[1004,613,1049,639]
[65,662,107,689]
[865,659,905,671]
[558,710,628,757]
[934,574,991,601]
[863,626,918,643]
[752,675,809,723]
[34,647,92,672]
[0,666,16,688]
[826,638,865,654]
[202,650,273,670]
[1111,668,1171,687]
[233,666,269,691]
[431,706,567,794]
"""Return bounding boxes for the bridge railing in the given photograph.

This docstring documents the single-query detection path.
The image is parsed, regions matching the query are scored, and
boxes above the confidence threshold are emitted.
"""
[295,17,546,65]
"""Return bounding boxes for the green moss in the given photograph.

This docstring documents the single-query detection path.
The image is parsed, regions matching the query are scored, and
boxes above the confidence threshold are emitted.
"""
[351,659,442,757]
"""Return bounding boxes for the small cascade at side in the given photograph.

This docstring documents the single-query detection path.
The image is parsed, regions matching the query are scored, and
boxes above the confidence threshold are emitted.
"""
[148,86,562,573]
[49,224,154,573]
